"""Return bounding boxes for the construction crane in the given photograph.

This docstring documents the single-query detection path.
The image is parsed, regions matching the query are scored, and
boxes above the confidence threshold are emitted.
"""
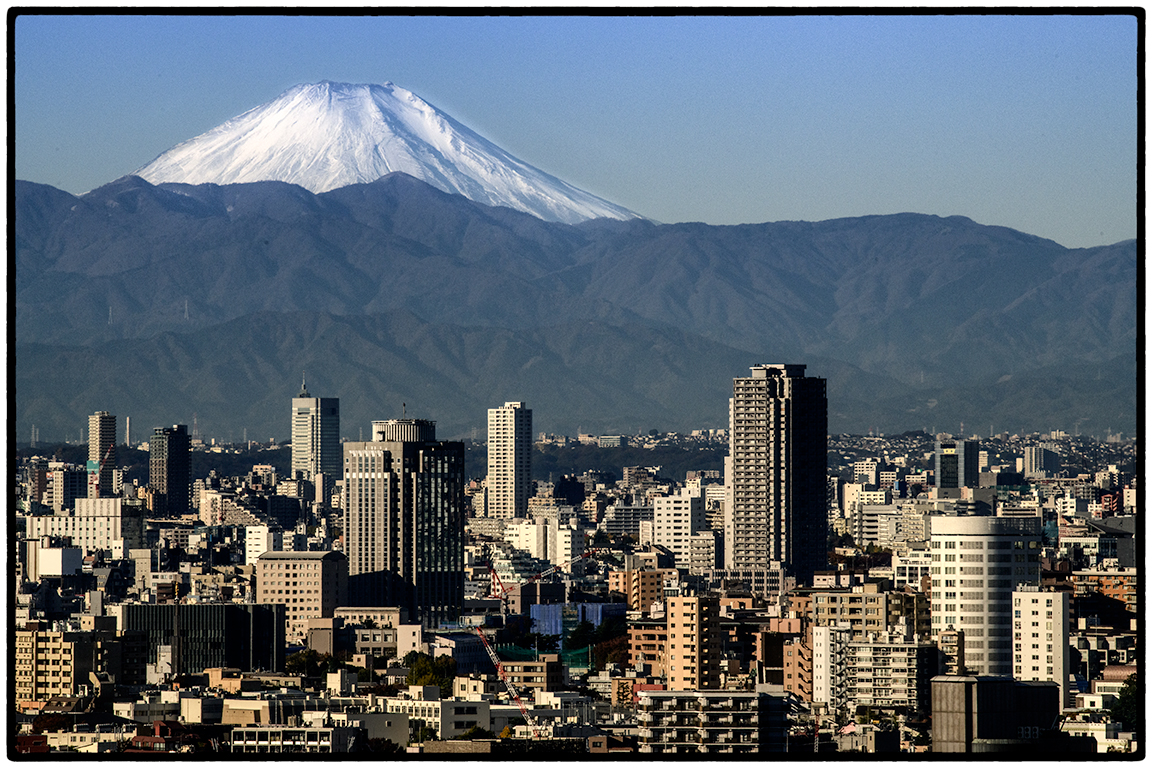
[473,626,541,739]
[487,548,601,613]
[90,442,116,497]
[476,548,602,738]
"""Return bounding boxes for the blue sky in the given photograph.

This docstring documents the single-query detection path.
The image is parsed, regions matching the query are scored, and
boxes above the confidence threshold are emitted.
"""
[13,12,1137,248]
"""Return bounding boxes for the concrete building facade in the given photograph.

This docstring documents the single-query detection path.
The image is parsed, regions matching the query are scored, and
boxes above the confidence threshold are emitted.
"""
[724,364,827,586]
[486,401,532,519]
[929,515,1041,675]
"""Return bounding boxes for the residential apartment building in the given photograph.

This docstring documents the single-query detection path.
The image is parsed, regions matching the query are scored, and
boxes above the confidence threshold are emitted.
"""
[608,568,678,614]
[666,595,722,691]
[628,616,668,678]
[652,487,706,569]
[486,401,532,519]
[929,515,1041,675]
[1012,586,1071,706]
[636,690,786,754]
[724,364,827,587]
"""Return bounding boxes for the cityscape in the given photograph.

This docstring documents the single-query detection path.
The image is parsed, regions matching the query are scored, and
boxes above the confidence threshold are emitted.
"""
[11,11,1138,762]
[11,364,1139,756]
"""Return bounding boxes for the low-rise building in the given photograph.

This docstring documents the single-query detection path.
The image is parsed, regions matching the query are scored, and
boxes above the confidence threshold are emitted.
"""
[636,690,786,754]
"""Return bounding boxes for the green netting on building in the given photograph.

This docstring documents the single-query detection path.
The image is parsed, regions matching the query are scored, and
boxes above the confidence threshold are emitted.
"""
[493,644,593,667]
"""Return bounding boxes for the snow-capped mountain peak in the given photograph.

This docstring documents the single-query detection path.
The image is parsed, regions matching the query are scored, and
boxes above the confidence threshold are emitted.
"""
[133,80,643,224]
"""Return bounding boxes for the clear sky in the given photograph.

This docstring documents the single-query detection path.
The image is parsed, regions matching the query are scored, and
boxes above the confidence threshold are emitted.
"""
[13,12,1138,249]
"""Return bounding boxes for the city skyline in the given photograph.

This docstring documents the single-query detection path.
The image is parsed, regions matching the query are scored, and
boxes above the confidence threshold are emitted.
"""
[13,12,1137,249]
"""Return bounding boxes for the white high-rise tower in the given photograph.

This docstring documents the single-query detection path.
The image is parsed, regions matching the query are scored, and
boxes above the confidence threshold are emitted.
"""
[486,401,533,519]
[291,375,340,481]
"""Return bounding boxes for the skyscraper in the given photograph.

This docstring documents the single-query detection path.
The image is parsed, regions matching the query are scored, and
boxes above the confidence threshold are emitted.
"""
[343,418,465,627]
[724,364,827,587]
[935,439,980,489]
[486,401,532,519]
[149,425,190,516]
[87,411,117,498]
[291,377,341,481]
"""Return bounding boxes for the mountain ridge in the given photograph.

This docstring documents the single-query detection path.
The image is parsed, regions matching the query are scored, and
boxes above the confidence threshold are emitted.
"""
[14,175,1136,440]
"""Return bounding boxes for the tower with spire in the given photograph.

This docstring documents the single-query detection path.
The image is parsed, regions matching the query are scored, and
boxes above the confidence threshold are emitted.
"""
[291,373,340,485]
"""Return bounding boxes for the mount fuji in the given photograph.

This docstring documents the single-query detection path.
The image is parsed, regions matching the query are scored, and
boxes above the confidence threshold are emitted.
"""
[133,80,644,225]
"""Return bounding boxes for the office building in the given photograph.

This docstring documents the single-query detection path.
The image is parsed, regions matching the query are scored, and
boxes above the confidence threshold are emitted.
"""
[724,364,827,586]
[256,550,348,642]
[931,675,1063,754]
[343,418,465,627]
[291,378,341,481]
[929,516,1041,675]
[486,401,532,519]
[109,603,286,675]
[149,425,190,516]
[1012,586,1071,707]
[87,411,117,498]
[935,440,980,489]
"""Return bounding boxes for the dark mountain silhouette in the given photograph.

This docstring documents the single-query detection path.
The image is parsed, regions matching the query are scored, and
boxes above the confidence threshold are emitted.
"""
[14,175,1137,440]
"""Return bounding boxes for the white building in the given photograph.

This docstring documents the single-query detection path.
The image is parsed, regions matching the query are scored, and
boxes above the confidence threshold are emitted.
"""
[929,516,1042,675]
[246,525,284,565]
[812,623,852,712]
[1012,586,1071,707]
[891,547,933,591]
[25,497,145,555]
[652,486,706,569]
[291,379,341,480]
[486,401,532,519]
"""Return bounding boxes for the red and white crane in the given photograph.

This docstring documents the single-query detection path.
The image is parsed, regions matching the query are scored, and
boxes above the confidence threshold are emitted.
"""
[475,548,602,738]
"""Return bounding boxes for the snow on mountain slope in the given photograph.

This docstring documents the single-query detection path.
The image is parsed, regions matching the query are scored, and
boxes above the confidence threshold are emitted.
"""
[134,80,643,225]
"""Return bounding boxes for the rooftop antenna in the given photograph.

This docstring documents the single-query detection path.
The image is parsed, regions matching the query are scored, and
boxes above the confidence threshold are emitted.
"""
[403,402,407,417]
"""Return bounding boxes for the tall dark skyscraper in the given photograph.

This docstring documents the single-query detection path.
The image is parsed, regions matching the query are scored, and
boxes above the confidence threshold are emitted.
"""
[935,439,980,489]
[724,364,828,587]
[149,425,190,516]
[343,418,465,627]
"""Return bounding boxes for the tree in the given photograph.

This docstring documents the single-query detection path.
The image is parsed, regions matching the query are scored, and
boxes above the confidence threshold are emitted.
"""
[285,648,339,677]
[455,725,496,741]
[564,620,596,650]
[592,634,630,671]
[1109,674,1140,731]
[404,651,456,693]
